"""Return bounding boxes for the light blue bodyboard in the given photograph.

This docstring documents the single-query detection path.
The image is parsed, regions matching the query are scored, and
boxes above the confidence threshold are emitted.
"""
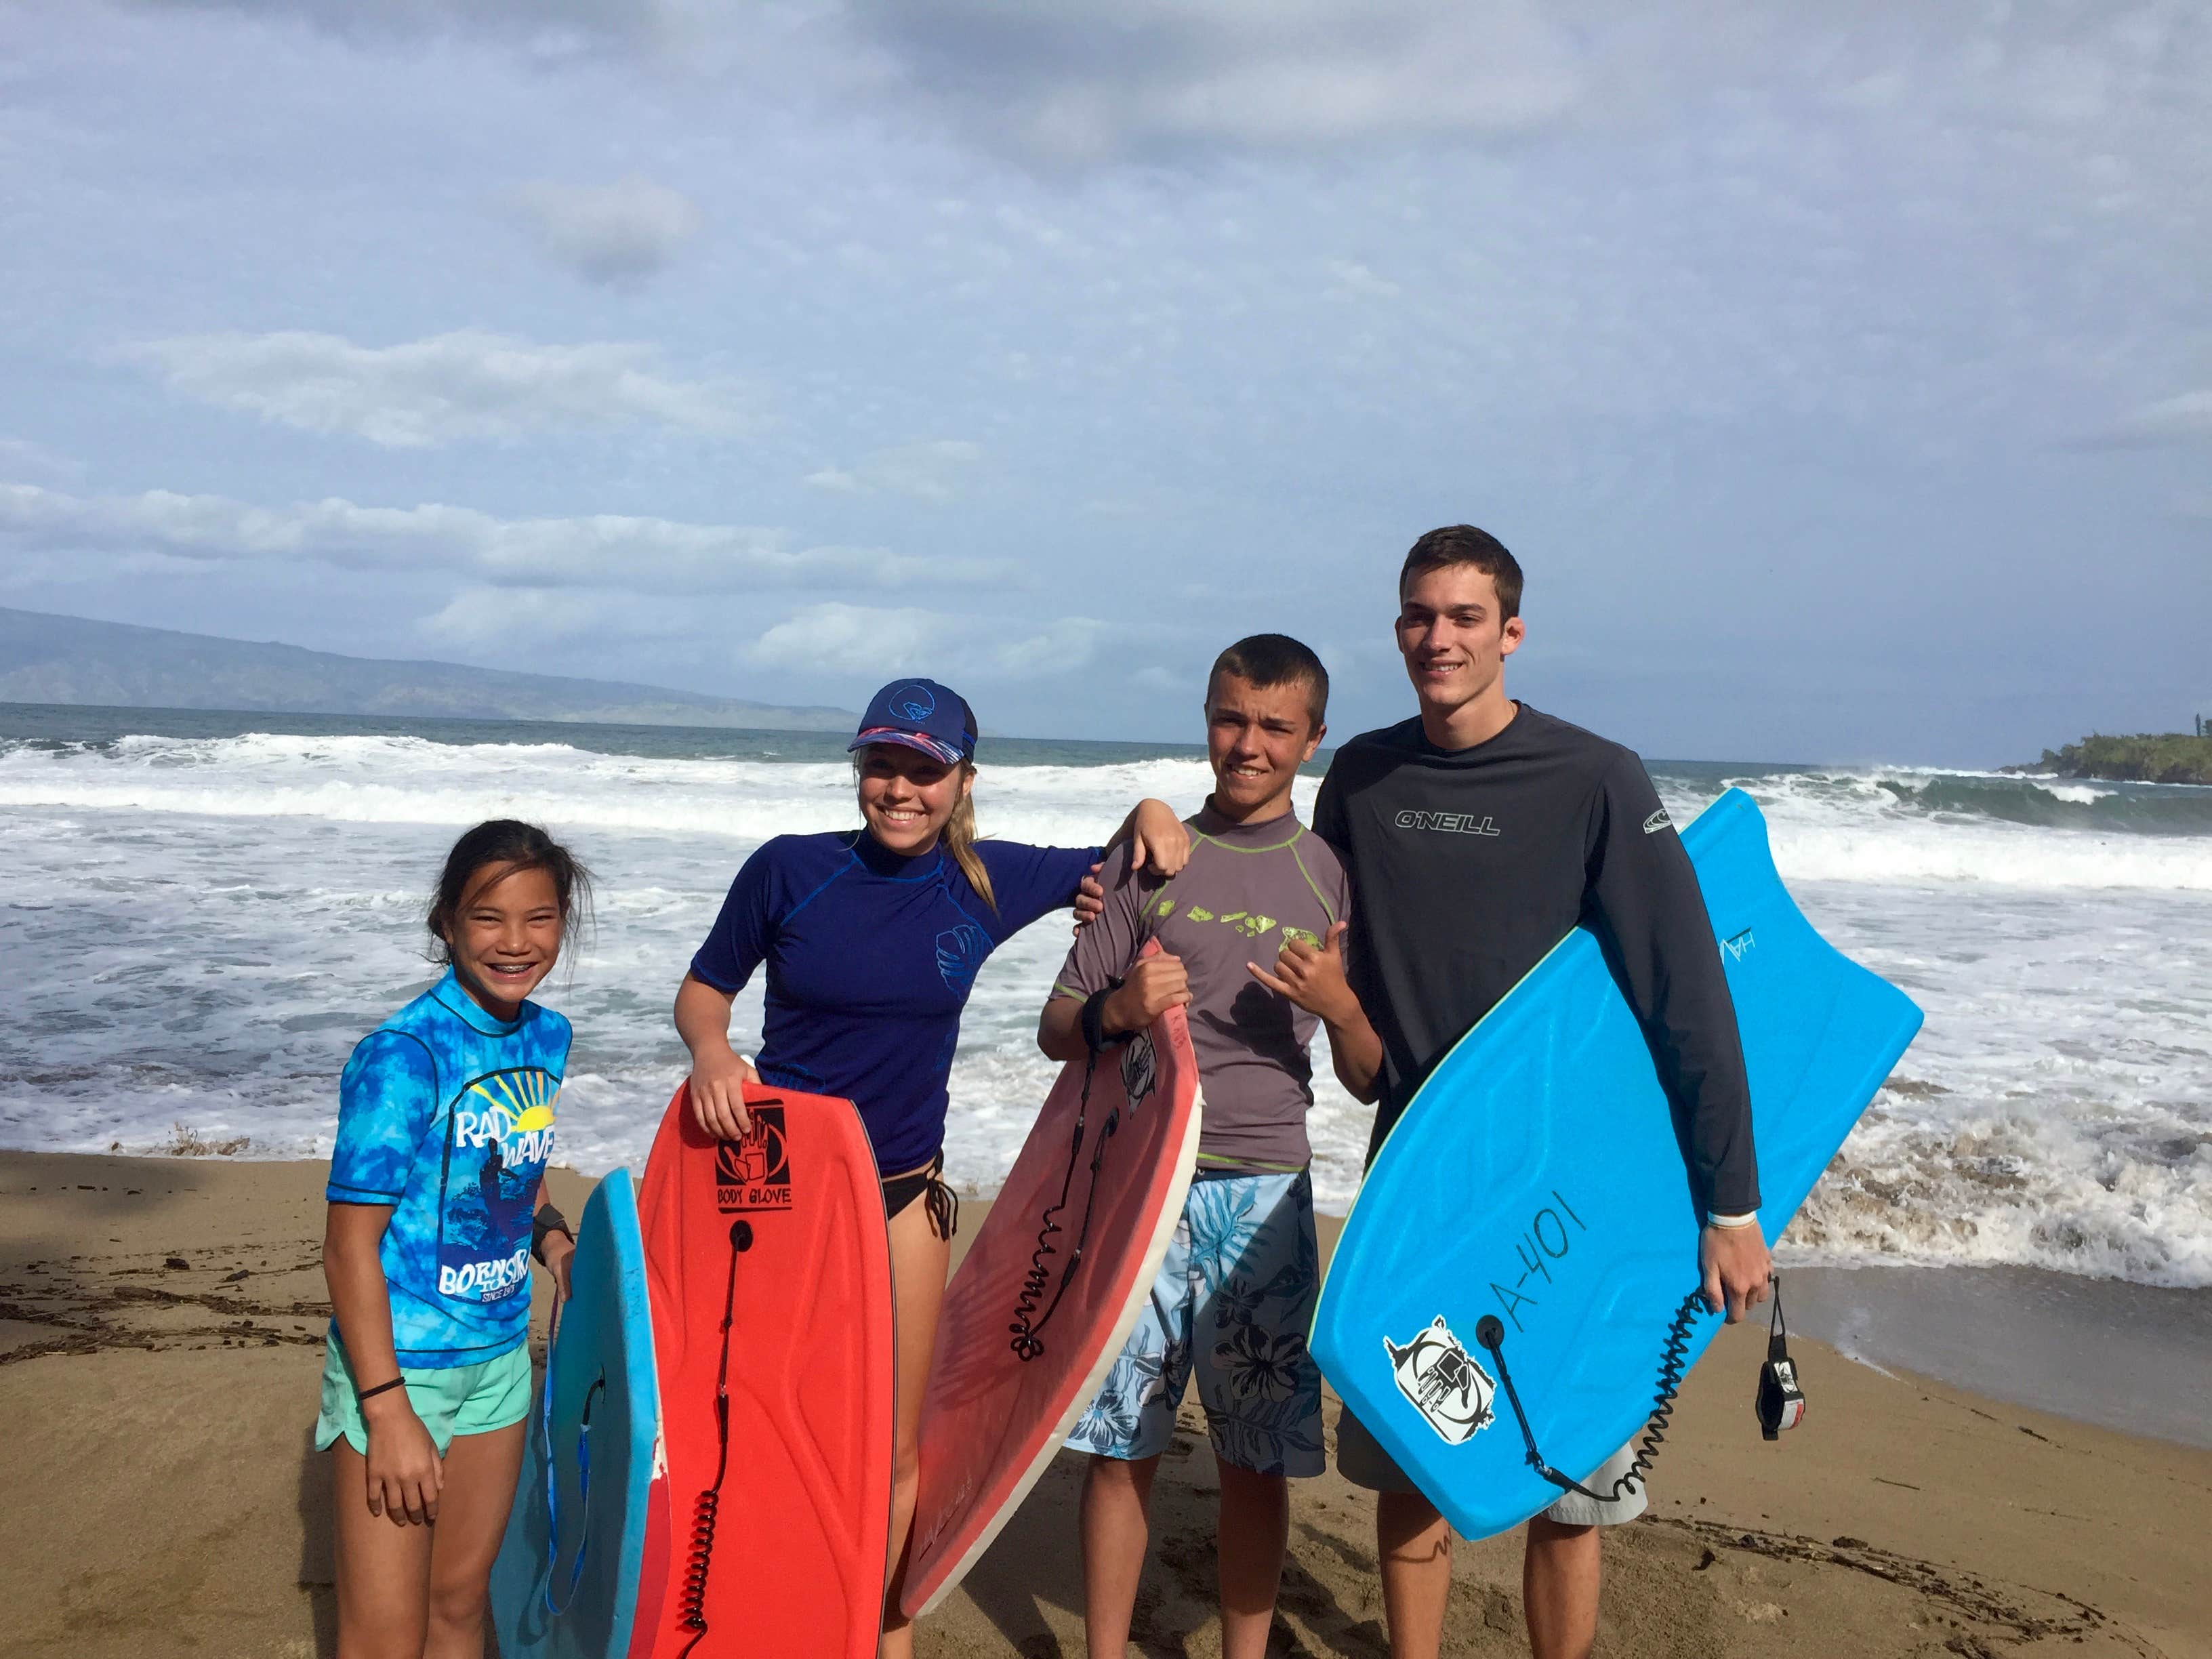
[1310,789,1921,1540]
[492,1170,661,1659]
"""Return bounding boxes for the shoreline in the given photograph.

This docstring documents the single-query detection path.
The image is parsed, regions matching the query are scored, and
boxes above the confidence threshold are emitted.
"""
[1775,1263,2212,1451]
[5,1151,2208,1657]
[12,1145,2206,1449]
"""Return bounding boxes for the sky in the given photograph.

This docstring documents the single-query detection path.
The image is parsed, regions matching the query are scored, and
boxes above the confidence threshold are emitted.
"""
[0,1,2207,762]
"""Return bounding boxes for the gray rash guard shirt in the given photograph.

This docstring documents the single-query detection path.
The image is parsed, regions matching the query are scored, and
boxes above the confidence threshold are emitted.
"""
[1054,804,1351,1176]
[1313,704,1761,1216]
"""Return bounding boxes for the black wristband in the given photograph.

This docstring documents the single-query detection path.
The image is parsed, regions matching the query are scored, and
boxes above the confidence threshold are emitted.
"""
[1080,977,1131,1055]
[356,1376,406,1404]
[531,1202,573,1265]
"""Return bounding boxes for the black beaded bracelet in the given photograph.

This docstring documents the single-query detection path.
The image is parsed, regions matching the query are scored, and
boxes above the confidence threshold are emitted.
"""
[356,1376,406,1404]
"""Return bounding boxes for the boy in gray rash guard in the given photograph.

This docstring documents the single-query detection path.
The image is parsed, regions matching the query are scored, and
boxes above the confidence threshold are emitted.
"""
[1038,634,1382,1659]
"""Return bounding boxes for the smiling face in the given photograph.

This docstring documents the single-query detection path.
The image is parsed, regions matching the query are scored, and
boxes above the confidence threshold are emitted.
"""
[443,861,562,1020]
[855,742,972,856]
[1396,563,1525,741]
[1205,671,1324,823]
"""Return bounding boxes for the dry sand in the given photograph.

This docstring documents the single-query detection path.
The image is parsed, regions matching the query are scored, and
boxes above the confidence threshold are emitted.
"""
[3,1151,2207,1658]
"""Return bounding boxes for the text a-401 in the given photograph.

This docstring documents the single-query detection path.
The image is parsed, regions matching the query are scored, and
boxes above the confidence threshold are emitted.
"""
[1487,1190,1589,1334]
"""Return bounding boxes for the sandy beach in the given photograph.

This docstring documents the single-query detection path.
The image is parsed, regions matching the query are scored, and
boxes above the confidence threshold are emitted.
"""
[3,1150,2207,1659]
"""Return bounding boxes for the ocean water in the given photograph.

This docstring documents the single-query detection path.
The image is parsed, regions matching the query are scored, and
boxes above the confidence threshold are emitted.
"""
[1,703,2207,1290]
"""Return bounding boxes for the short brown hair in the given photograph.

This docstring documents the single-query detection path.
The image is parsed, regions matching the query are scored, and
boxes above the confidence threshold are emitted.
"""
[1208,633,1329,731]
[1399,525,1523,621]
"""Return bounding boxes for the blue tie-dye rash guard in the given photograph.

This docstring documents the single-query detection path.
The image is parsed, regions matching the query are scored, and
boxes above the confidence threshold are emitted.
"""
[689,830,1099,1174]
[326,969,572,1367]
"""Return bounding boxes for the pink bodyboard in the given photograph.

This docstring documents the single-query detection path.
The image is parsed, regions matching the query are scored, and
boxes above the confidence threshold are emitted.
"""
[903,964,1202,1617]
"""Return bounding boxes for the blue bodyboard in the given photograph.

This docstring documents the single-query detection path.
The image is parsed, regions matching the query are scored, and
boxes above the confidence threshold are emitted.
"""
[491,1170,662,1659]
[1309,789,1921,1540]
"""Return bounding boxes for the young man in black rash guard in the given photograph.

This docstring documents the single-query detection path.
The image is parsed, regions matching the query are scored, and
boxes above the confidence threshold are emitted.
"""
[1265,525,1772,1659]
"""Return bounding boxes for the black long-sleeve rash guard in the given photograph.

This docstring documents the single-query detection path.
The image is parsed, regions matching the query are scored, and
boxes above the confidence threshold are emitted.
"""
[1313,703,1761,1217]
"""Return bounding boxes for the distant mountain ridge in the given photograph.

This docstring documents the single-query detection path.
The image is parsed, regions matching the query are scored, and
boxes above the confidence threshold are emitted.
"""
[0,607,855,732]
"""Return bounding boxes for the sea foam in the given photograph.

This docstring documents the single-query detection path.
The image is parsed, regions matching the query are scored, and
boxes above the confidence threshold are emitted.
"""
[2,726,2207,1288]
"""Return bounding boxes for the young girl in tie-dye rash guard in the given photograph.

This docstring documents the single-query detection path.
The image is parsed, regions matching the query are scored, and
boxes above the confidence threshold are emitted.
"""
[317,819,592,1659]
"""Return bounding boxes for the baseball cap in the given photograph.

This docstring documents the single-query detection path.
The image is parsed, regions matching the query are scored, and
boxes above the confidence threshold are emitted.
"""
[848,678,977,767]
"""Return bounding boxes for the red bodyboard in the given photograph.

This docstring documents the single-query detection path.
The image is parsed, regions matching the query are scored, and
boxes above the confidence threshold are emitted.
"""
[632,1083,895,1658]
[903,976,1202,1616]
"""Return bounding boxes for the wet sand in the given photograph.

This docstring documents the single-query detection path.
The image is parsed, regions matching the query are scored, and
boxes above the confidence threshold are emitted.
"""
[3,1151,2207,1658]
[1776,1262,2212,1450]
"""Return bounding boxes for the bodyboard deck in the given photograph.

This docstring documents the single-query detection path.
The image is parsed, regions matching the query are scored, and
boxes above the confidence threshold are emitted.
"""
[633,1083,895,1658]
[902,964,1202,1618]
[491,1170,662,1659]
[1310,788,1923,1540]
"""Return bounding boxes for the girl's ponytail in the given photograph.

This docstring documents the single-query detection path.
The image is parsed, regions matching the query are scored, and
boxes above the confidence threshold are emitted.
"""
[943,764,997,912]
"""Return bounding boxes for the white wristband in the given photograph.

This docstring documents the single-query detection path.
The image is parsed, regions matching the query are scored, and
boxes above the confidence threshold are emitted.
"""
[1707,1211,1759,1230]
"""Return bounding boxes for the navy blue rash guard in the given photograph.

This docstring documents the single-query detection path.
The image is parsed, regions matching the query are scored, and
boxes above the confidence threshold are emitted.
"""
[689,830,1101,1174]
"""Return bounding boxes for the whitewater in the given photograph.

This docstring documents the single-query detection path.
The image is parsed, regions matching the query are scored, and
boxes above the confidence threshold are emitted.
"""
[1,707,2207,1290]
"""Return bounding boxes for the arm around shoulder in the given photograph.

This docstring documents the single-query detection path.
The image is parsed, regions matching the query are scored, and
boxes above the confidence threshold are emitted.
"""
[1105,798,1190,878]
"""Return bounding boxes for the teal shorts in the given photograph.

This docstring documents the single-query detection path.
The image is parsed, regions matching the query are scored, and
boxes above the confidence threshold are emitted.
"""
[314,1334,533,1456]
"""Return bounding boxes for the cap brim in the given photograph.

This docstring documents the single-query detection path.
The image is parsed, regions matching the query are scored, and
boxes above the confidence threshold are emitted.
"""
[848,729,965,766]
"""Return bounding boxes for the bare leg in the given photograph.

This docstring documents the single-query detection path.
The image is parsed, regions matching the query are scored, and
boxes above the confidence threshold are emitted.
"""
[1376,1488,1452,1659]
[878,1189,952,1659]
[332,1439,434,1658]
[423,1422,527,1659]
[1522,1516,1601,1659]
[1080,1452,1160,1657]
[1216,1458,1289,1659]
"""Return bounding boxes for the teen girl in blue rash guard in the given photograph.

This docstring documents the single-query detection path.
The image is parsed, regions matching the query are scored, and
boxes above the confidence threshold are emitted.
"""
[674,678,1189,1656]
[319,819,592,1659]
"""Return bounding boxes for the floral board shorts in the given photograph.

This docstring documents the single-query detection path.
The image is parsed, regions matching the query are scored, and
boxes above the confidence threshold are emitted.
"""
[1066,1168,1324,1477]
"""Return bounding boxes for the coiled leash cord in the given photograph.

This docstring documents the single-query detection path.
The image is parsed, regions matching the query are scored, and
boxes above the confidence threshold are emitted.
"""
[1476,1290,1707,1506]
[1008,1050,1119,1361]
[676,1218,754,1658]
[1008,981,1153,1362]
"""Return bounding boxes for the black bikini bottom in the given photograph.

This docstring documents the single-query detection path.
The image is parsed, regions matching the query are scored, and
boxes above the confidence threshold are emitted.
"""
[881,1151,959,1241]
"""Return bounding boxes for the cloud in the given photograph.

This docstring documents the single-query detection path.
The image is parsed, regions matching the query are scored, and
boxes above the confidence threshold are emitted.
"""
[748,602,1107,678]
[417,585,690,647]
[514,176,702,285]
[0,483,1015,590]
[840,0,1584,163]
[803,440,985,503]
[2102,392,2212,447]
[1326,260,1401,302]
[119,329,754,447]
[0,437,81,481]
[119,0,666,49]
[131,0,1585,163]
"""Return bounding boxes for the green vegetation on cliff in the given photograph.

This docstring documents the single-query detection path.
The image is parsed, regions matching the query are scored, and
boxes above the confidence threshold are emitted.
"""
[2030,732,2212,786]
